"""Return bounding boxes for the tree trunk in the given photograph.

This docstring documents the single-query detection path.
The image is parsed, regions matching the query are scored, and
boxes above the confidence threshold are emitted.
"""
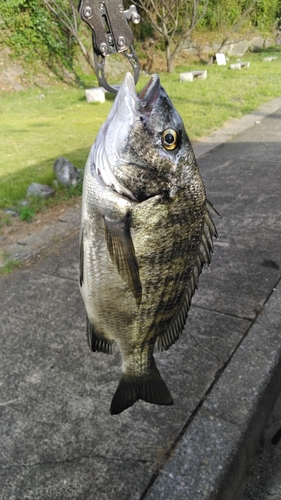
[165,42,174,73]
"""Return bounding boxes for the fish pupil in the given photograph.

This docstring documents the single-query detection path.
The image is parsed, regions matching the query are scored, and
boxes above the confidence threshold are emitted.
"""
[162,129,178,150]
[165,133,174,144]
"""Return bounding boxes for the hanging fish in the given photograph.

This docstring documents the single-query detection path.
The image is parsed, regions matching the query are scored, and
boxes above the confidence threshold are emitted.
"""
[79,73,217,415]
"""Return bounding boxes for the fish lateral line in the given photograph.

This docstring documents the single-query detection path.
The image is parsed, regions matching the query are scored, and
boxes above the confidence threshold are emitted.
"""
[79,227,84,287]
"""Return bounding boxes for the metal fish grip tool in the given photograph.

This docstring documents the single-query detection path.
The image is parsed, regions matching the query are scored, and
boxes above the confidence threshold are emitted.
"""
[79,0,140,94]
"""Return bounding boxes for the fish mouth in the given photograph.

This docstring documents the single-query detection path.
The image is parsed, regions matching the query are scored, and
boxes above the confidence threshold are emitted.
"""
[92,73,164,202]
[117,72,160,116]
[137,74,160,117]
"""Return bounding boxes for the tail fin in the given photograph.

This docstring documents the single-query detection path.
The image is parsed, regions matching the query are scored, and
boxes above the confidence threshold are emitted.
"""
[110,357,173,415]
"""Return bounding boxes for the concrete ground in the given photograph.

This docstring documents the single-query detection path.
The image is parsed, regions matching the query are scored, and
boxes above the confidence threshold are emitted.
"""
[239,391,281,500]
[0,98,281,500]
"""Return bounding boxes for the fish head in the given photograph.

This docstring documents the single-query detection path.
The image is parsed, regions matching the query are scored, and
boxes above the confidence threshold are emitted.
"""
[93,72,203,202]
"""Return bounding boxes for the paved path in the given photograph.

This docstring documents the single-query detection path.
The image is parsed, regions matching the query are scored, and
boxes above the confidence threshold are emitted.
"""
[240,391,281,499]
[0,99,281,500]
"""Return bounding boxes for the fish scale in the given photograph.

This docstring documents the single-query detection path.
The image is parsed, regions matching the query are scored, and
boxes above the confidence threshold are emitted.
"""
[79,73,218,414]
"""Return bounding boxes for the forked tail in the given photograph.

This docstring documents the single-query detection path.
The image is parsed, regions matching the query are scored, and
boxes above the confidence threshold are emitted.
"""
[110,356,173,415]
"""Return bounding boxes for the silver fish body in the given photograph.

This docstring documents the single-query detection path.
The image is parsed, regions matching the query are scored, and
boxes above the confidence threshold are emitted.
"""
[79,73,217,414]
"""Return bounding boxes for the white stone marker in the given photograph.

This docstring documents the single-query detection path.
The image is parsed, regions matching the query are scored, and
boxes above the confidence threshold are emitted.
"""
[85,88,105,103]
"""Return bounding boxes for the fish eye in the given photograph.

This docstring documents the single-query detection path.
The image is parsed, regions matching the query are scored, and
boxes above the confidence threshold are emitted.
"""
[162,129,178,151]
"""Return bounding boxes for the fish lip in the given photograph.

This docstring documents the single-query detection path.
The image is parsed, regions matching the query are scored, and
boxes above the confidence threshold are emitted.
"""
[114,72,139,116]
[118,73,160,115]
[137,74,160,116]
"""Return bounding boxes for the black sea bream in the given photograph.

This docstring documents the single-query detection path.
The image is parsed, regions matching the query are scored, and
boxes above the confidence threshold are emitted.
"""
[79,73,217,415]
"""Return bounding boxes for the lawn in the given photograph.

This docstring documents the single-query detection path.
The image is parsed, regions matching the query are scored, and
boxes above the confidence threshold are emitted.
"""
[0,47,281,209]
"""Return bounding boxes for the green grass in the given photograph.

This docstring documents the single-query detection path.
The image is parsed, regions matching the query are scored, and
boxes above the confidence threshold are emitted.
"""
[0,259,23,275]
[18,204,36,222]
[0,86,114,208]
[152,48,281,138]
[1,47,281,209]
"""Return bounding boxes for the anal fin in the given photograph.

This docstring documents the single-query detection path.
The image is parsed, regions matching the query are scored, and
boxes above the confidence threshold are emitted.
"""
[86,315,114,355]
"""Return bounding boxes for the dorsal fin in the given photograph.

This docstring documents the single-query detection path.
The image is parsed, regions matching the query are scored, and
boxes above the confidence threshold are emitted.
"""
[158,205,218,352]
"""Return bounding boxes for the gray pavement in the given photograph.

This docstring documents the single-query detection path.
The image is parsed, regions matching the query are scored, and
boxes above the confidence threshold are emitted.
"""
[240,390,281,499]
[0,99,281,499]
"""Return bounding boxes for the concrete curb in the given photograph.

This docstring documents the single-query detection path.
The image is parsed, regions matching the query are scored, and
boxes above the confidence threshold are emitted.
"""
[193,96,281,158]
[144,279,281,499]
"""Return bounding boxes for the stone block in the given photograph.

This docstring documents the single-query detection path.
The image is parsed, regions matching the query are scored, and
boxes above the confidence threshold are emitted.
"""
[193,70,207,80]
[180,70,207,82]
[85,87,105,103]
[216,53,227,65]
[54,157,79,187]
[249,35,264,52]
[222,40,249,56]
[183,47,198,56]
[230,62,250,70]
[26,183,55,199]
[202,45,213,54]
[230,63,242,70]
[179,72,194,82]
[263,56,278,62]
[212,42,221,52]
[264,38,275,48]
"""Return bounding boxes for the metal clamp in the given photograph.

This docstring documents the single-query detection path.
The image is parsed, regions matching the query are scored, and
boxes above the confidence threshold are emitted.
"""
[79,0,140,94]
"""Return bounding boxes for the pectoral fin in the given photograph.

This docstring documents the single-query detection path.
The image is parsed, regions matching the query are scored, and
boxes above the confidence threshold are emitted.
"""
[104,214,142,306]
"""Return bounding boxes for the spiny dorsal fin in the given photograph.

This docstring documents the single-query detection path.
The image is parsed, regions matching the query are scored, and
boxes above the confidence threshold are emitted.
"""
[158,205,218,352]
[104,214,142,307]
[157,293,190,351]
[206,199,221,223]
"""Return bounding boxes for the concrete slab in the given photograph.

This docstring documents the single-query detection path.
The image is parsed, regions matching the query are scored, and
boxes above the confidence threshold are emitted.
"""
[145,279,281,500]
[240,390,281,499]
[0,246,249,498]
[179,70,207,82]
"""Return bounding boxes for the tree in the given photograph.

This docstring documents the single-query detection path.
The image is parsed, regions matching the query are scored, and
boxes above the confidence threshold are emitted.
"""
[0,0,74,69]
[203,0,281,34]
[41,0,95,71]
[134,0,209,72]
[202,0,280,64]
